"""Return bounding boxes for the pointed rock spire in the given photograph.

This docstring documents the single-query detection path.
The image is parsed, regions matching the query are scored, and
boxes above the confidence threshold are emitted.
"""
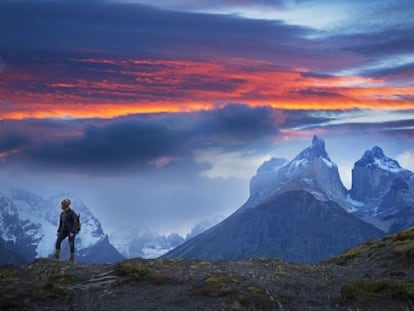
[294,135,330,161]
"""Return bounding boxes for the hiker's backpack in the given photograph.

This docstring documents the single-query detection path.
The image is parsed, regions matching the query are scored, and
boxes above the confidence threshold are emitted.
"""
[74,213,81,234]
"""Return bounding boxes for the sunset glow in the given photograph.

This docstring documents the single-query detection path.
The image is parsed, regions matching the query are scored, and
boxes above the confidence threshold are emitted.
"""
[1,58,413,120]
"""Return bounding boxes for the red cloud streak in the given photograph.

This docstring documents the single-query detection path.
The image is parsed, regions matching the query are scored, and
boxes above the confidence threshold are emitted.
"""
[1,58,413,120]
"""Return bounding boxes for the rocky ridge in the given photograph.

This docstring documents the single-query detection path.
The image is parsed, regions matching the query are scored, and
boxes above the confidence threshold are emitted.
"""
[1,227,413,310]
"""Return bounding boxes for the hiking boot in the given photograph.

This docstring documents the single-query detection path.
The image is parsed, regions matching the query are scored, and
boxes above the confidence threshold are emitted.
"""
[69,252,75,263]
[54,249,60,259]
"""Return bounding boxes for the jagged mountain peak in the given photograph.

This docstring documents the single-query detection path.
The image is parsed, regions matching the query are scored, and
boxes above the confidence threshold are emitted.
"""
[355,145,401,172]
[294,135,331,161]
[312,134,324,147]
[247,135,349,212]
[370,145,385,158]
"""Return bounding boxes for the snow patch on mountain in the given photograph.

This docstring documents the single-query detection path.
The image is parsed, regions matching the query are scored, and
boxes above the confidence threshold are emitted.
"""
[142,244,175,259]
[346,194,365,213]
[322,158,335,168]
[109,229,185,259]
[373,158,402,173]
[355,146,402,172]
[109,216,224,259]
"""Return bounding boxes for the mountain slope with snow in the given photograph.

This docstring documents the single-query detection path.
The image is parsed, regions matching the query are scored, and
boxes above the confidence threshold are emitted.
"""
[0,188,124,264]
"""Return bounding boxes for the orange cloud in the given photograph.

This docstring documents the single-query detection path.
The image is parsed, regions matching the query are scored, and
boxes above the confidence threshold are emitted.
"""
[1,58,413,120]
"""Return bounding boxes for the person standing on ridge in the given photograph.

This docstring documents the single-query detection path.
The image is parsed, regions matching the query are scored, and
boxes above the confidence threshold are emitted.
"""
[54,198,79,262]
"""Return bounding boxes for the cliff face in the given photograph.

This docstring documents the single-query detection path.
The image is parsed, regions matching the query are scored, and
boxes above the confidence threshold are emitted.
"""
[1,228,413,311]
[0,237,26,266]
[349,146,414,232]
[377,179,414,233]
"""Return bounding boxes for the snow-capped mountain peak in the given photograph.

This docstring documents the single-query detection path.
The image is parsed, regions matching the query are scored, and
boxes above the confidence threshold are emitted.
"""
[355,146,402,173]
[293,135,332,163]
[245,135,348,212]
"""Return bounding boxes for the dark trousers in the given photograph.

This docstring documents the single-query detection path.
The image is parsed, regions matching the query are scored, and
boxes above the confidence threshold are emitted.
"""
[55,231,75,253]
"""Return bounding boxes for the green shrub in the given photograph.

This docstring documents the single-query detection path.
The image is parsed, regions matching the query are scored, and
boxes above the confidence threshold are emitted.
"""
[342,278,414,302]
[113,261,171,284]
[392,240,414,258]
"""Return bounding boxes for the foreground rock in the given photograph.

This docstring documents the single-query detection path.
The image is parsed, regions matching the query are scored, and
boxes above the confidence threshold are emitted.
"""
[1,228,413,310]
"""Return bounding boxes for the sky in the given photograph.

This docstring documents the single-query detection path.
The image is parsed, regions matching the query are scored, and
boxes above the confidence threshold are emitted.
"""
[0,0,413,236]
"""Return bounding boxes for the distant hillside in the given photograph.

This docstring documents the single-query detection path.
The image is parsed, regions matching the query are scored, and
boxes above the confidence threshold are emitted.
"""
[164,190,383,262]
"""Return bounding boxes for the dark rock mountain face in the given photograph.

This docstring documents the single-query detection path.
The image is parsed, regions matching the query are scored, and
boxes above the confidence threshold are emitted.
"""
[351,146,406,202]
[377,178,414,233]
[0,237,26,266]
[164,191,383,262]
[77,235,124,264]
[349,146,414,233]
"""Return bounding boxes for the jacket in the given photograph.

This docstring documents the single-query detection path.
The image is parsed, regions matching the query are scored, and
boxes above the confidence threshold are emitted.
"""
[58,208,77,233]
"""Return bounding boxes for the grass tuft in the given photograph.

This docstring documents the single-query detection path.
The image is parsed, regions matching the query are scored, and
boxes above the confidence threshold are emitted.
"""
[341,278,414,302]
[113,261,172,284]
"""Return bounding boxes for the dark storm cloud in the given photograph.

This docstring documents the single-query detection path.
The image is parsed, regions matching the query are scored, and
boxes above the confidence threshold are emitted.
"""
[0,132,30,153]
[17,118,189,171]
[1,105,305,172]
[196,104,279,144]
[360,62,414,81]
[294,111,414,137]
[4,105,412,174]
[346,35,414,57]
[296,88,342,98]
[0,0,311,61]
[300,72,333,79]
